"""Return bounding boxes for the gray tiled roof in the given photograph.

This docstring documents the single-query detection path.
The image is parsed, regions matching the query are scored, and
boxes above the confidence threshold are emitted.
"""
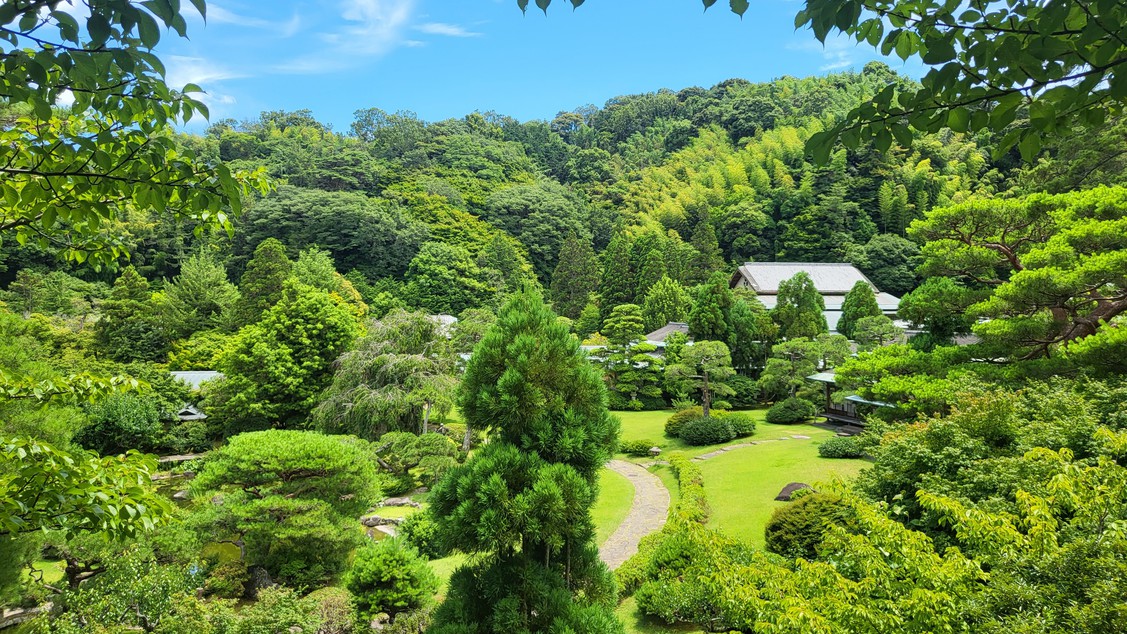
[732,262,880,295]
[644,322,690,343]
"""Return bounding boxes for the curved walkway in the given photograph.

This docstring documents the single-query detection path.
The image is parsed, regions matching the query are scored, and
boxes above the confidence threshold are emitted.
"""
[599,460,671,570]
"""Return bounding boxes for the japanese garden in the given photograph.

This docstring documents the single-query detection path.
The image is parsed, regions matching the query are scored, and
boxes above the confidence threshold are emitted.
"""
[2,1,1127,633]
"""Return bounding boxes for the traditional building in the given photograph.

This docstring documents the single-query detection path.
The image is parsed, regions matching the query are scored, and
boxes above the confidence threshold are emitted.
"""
[729,262,899,332]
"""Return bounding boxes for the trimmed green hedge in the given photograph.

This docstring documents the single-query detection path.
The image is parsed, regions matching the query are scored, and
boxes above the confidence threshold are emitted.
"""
[818,435,866,459]
[766,397,818,424]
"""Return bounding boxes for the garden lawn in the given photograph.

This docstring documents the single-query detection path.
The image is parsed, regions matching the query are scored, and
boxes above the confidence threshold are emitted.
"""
[591,467,634,546]
[697,425,869,549]
[614,408,829,459]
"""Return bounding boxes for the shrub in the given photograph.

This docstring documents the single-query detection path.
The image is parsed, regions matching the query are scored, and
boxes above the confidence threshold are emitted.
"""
[306,587,355,634]
[78,392,163,455]
[665,406,703,438]
[620,439,655,456]
[203,559,248,599]
[232,586,321,634]
[727,374,760,408]
[384,606,434,634]
[764,493,856,560]
[765,397,818,424]
[819,436,866,459]
[723,412,757,438]
[398,511,449,560]
[344,538,438,623]
[679,417,735,446]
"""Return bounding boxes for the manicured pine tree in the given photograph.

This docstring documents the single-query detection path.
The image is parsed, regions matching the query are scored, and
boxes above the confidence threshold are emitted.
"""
[601,304,662,409]
[772,271,828,339]
[837,280,883,340]
[598,231,636,321]
[688,271,733,342]
[428,289,623,633]
[550,231,600,320]
[642,275,692,332]
[233,238,292,327]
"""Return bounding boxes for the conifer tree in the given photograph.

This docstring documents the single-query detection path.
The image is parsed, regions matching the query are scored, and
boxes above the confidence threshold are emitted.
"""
[772,272,827,339]
[429,290,622,633]
[662,229,696,284]
[728,297,776,371]
[161,251,240,338]
[550,231,600,320]
[599,231,636,320]
[94,266,167,362]
[601,304,662,409]
[688,216,724,283]
[642,276,692,332]
[576,293,602,339]
[688,271,733,342]
[233,238,292,327]
[635,248,667,299]
[838,281,882,340]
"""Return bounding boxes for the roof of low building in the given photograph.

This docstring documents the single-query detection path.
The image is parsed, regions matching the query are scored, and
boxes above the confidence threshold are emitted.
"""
[731,262,881,295]
[644,322,690,344]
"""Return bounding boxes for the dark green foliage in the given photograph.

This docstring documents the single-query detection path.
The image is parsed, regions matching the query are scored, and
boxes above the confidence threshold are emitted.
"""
[550,231,600,320]
[723,412,757,438]
[599,232,636,320]
[664,406,704,439]
[687,271,732,342]
[161,250,239,339]
[727,296,774,371]
[641,275,691,332]
[772,271,827,339]
[837,281,882,340]
[766,397,818,424]
[620,439,656,457]
[764,493,855,560]
[398,511,449,560]
[368,432,461,495]
[818,436,866,459]
[233,586,322,634]
[76,392,163,456]
[688,217,724,284]
[483,181,587,282]
[344,538,437,622]
[93,266,168,362]
[679,416,735,446]
[232,238,293,327]
[726,374,760,408]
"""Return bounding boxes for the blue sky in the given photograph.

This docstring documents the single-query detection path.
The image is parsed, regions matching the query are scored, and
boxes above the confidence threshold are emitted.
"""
[161,0,923,130]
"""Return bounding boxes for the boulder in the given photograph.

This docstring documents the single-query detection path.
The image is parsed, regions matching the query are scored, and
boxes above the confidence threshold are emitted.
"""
[361,514,404,528]
[381,496,421,508]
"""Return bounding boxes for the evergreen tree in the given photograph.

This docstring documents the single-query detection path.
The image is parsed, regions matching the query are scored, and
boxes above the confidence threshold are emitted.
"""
[772,272,827,339]
[161,251,239,338]
[728,297,776,371]
[662,229,696,284]
[665,341,736,418]
[94,266,167,362]
[837,280,882,339]
[688,216,724,283]
[598,231,636,321]
[550,231,600,320]
[688,271,733,342]
[576,293,602,339]
[642,276,692,332]
[601,304,662,409]
[429,290,622,633]
[479,234,535,297]
[634,248,667,299]
[233,238,292,327]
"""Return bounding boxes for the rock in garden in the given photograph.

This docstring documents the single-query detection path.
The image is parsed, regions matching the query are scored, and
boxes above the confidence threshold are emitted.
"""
[381,497,420,508]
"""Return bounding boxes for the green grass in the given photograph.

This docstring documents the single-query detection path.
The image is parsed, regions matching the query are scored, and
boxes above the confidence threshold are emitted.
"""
[616,596,704,634]
[615,408,836,460]
[592,467,635,546]
[697,424,869,549]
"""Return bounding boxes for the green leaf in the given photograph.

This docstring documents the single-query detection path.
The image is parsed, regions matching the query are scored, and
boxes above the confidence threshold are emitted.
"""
[536,0,550,14]
[730,0,749,16]
[1018,132,1042,162]
[87,13,111,45]
[137,11,161,49]
[947,107,970,132]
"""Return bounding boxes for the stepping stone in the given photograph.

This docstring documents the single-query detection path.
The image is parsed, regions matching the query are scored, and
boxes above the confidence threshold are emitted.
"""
[791,435,811,439]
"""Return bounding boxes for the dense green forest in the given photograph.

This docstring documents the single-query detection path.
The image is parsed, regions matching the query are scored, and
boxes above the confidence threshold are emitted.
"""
[4,0,1127,633]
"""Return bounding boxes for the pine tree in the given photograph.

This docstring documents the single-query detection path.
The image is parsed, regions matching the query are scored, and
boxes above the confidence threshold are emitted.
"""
[635,248,667,299]
[641,276,691,332]
[162,251,240,338]
[837,280,882,339]
[688,216,724,284]
[688,271,733,342]
[576,293,602,339]
[598,231,636,321]
[429,290,622,632]
[550,231,600,320]
[772,271,828,339]
[233,238,292,327]
[94,266,167,362]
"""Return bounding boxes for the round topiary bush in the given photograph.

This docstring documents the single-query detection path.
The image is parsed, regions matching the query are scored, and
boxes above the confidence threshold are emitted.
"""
[764,493,856,560]
[397,511,449,560]
[765,397,818,424]
[665,406,704,438]
[679,416,735,446]
[344,538,438,623]
[721,412,756,438]
[620,439,656,457]
[818,436,865,459]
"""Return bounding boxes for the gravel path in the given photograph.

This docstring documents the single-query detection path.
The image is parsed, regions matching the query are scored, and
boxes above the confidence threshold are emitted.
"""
[599,460,671,570]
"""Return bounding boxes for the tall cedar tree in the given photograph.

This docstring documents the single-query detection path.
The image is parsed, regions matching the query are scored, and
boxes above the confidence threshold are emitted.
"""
[635,248,667,299]
[94,266,167,362]
[728,297,774,371]
[161,251,240,339]
[233,238,292,327]
[837,281,882,340]
[429,290,622,633]
[688,271,733,342]
[773,271,828,339]
[599,231,636,321]
[550,231,600,320]
[688,217,724,284]
[642,275,692,332]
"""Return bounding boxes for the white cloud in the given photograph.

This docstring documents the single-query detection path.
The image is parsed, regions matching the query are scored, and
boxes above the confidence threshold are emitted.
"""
[207,4,303,37]
[788,33,860,72]
[415,22,480,37]
[164,55,242,108]
[276,0,416,74]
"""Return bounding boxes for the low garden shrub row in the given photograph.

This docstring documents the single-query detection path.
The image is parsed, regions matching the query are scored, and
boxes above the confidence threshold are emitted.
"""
[664,407,757,446]
[619,439,656,457]
[818,435,866,458]
[765,396,818,424]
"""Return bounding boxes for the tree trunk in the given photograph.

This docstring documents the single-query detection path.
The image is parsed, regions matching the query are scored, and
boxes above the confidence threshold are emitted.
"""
[701,372,711,418]
[422,401,431,434]
[462,421,472,452]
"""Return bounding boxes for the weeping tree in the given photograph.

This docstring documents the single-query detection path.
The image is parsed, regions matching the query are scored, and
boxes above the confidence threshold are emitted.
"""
[314,310,459,441]
[428,289,623,633]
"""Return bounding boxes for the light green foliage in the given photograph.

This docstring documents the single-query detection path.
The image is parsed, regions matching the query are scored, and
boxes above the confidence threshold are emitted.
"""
[837,281,882,340]
[345,538,438,622]
[316,309,458,439]
[641,275,691,332]
[576,293,602,339]
[161,250,239,339]
[772,271,828,339]
[232,586,321,634]
[765,396,818,424]
[209,279,361,432]
[450,307,496,354]
[76,392,162,456]
[430,289,621,632]
[550,231,601,320]
[854,314,904,351]
[368,431,460,495]
[404,241,495,315]
[190,430,381,588]
[291,247,369,318]
[603,303,645,346]
[2,269,104,318]
[687,271,732,342]
[0,436,171,538]
[168,330,231,370]
[232,238,292,327]
[664,340,736,418]
[0,1,269,265]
